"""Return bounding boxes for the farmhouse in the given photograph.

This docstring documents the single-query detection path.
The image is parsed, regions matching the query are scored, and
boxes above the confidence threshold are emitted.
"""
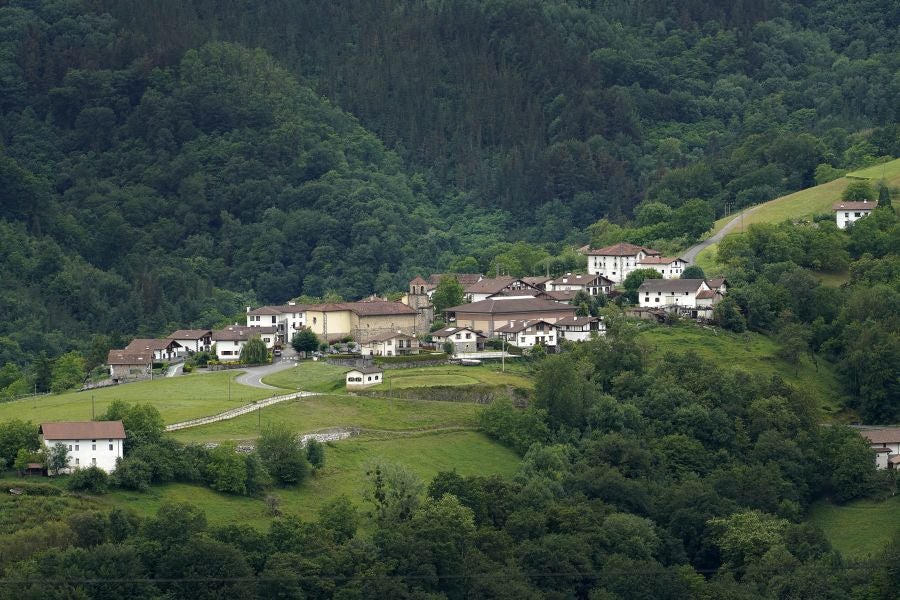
[464,277,541,302]
[554,315,605,342]
[446,297,576,337]
[636,256,687,279]
[584,242,661,283]
[246,303,309,344]
[106,349,152,381]
[39,421,125,474]
[860,428,900,470]
[168,329,212,354]
[346,366,384,389]
[495,319,558,350]
[124,338,182,361]
[358,331,420,356]
[637,279,711,309]
[545,273,614,295]
[431,326,486,353]
[833,200,877,229]
[305,301,419,343]
[212,325,278,361]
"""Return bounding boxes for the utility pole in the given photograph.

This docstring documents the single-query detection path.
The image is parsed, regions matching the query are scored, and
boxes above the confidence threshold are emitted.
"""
[501,336,506,373]
[92,395,95,420]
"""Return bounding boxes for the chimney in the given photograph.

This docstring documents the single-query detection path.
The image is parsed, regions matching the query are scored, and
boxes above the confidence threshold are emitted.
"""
[246,306,251,313]
[288,301,295,306]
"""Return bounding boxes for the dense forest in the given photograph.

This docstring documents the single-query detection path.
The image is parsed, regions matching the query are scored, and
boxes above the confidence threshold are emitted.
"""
[0,1,897,379]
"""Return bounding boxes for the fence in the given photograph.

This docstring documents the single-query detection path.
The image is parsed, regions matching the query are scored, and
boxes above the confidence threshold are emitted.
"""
[165,390,317,431]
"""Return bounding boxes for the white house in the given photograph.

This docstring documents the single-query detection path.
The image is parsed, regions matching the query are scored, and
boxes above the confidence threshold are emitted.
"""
[212,325,278,361]
[346,366,384,388]
[167,329,212,354]
[359,331,420,356]
[636,256,687,279]
[545,273,614,296]
[833,200,877,229]
[706,278,729,294]
[39,421,126,474]
[584,242,662,283]
[124,338,182,361]
[637,279,711,309]
[861,429,900,470]
[464,277,541,302]
[247,303,309,344]
[494,319,558,349]
[554,315,605,342]
[431,326,485,353]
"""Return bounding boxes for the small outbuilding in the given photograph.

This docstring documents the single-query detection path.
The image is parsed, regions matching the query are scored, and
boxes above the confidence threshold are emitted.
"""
[345,366,384,389]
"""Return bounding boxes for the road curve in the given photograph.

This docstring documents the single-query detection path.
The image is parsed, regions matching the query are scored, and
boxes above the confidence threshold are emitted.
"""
[681,204,764,265]
[233,358,299,389]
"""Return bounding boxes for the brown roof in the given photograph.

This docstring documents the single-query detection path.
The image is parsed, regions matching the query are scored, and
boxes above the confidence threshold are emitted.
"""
[106,350,152,365]
[544,290,580,301]
[862,428,900,444]
[833,201,877,211]
[125,338,180,352]
[637,279,708,293]
[248,304,308,315]
[409,276,428,286]
[348,366,383,375]
[431,326,485,339]
[495,319,556,333]
[212,325,278,341]
[707,278,728,288]
[168,329,212,340]
[637,256,684,265]
[523,276,553,286]
[448,297,576,316]
[696,290,719,300]
[364,331,417,343]
[40,421,126,440]
[874,447,893,453]
[585,243,661,257]
[554,315,601,326]
[347,301,418,317]
[549,273,610,287]
[890,455,900,465]
[465,276,518,294]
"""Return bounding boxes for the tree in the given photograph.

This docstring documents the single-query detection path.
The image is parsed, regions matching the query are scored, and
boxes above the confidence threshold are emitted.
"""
[842,180,876,202]
[431,275,465,315]
[206,443,249,494]
[0,419,39,468]
[364,461,423,525]
[714,296,746,332]
[113,456,153,490]
[50,351,86,393]
[67,466,109,494]
[47,442,69,475]
[319,495,359,543]
[622,269,663,303]
[672,198,715,240]
[102,401,164,450]
[681,265,705,279]
[291,328,319,354]
[240,337,268,364]
[877,183,894,213]
[533,354,595,429]
[442,340,455,355]
[306,438,325,470]
[256,424,309,485]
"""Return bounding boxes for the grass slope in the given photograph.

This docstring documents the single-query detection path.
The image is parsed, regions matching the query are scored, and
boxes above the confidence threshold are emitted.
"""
[808,496,900,559]
[847,157,900,180]
[101,430,520,527]
[0,371,270,425]
[169,394,482,443]
[261,361,349,392]
[371,364,534,391]
[637,323,844,416]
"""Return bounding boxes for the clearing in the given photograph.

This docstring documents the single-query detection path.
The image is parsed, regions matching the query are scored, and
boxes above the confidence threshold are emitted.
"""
[637,322,845,416]
[261,361,350,393]
[808,496,900,559]
[100,430,520,527]
[371,364,534,391]
[0,371,271,425]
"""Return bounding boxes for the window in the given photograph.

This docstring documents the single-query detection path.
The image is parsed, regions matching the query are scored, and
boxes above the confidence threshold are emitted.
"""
[75,458,79,465]
[854,212,861,217]
[92,458,96,465]
[68,445,73,450]
[465,333,471,339]
[654,298,660,303]
[75,444,79,451]
[367,376,372,382]
[455,333,461,339]
[109,444,113,451]
[92,444,96,451]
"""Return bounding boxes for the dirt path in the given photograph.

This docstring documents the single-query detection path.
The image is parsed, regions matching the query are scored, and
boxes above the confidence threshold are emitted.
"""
[681,205,764,265]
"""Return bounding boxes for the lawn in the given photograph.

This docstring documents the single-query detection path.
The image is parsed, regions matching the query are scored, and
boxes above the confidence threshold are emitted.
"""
[169,394,482,443]
[261,361,350,392]
[847,157,900,180]
[100,430,521,527]
[0,371,271,425]
[693,243,722,276]
[637,322,845,416]
[372,364,534,391]
[808,496,900,559]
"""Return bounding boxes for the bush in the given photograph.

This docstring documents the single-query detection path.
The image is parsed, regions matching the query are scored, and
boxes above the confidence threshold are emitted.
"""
[67,466,109,494]
[306,439,325,470]
[7,482,62,496]
[113,456,153,491]
[182,364,193,373]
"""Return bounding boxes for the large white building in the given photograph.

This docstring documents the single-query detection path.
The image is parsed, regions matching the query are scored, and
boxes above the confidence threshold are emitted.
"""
[39,421,126,473]
[637,279,712,309]
[545,273,614,296]
[584,243,661,283]
[636,256,687,279]
[212,325,278,361]
[833,200,877,229]
[246,303,309,344]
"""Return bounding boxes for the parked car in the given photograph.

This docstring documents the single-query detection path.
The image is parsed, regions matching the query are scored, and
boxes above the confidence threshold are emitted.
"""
[273,349,282,357]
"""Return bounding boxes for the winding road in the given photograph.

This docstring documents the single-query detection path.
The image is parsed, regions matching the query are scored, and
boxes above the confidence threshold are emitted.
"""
[233,357,299,389]
[681,205,763,265]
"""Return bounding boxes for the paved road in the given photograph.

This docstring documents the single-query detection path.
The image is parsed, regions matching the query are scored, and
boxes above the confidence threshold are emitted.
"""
[233,357,299,389]
[681,204,763,265]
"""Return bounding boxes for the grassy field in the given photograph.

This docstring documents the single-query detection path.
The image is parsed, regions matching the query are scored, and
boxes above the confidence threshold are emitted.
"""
[847,157,900,180]
[371,364,534,392]
[808,496,900,559]
[100,430,520,527]
[0,371,271,425]
[637,322,845,416]
[261,361,349,392]
[169,394,482,443]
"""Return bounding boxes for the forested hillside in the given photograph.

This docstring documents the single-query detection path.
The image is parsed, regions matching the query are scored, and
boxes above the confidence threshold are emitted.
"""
[0,0,898,369]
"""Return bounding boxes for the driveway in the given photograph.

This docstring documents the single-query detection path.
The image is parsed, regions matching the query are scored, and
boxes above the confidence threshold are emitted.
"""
[233,357,299,389]
[681,205,763,265]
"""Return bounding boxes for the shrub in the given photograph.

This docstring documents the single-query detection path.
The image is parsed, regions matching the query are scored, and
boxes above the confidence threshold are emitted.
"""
[113,456,153,491]
[67,466,109,494]
[182,364,193,373]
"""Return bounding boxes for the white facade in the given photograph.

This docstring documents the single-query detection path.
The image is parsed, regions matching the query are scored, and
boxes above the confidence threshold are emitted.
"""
[545,274,612,296]
[45,438,124,473]
[636,257,687,279]
[213,326,277,361]
[496,320,558,349]
[555,316,605,342]
[346,368,383,388]
[834,201,876,229]
[638,281,711,309]
[247,304,308,344]
[585,244,661,284]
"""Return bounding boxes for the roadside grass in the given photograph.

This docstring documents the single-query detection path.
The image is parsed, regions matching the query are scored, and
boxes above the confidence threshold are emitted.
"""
[0,371,269,425]
[636,322,844,417]
[372,365,534,392]
[168,394,482,443]
[261,361,349,392]
[807,496,900,559]
[693,243,722,276]
[99,430,520,527]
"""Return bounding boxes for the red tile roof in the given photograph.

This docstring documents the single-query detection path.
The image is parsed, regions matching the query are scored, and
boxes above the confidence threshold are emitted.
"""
[168,329,212,340]
[106,350,152,366]
[862,428,900,444]
[833,201,877,211]
[212,326,278,341]
[447,297,576,316]
[637,256,684,265]
[585,242,661,257]
[40,421,126,440]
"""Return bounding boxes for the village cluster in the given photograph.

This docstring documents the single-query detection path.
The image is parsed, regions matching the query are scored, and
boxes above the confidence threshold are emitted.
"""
[105,242,729,381]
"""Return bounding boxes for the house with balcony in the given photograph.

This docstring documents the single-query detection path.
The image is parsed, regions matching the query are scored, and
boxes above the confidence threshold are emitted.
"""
[358,331,420,356]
